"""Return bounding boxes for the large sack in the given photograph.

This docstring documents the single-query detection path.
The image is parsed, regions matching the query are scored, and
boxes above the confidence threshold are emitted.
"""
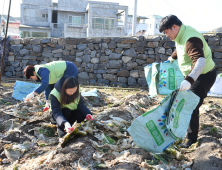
[167,90,200,139]
[208,73,222,96]
[159,60,184,95]
[144,63,160,97]
[12,81,39,101]
[128,90,200,153]
[144,60,184,97]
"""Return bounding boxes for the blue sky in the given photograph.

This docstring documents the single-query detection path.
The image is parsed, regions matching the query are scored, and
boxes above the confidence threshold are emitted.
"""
[1,0,222,31]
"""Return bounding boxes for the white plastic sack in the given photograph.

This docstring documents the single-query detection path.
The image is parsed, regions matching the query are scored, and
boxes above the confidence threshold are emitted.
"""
[208,73,222,96]
[12,81,39,101]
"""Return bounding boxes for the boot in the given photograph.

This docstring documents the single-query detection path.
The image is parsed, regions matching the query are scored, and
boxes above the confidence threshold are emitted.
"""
[178,139,196,148]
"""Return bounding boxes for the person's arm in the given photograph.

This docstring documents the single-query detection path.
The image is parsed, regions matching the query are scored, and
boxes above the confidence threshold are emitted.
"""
[51,95,67,126]
[184,37,206,85]
[34,68,50,95]
[44,85,51,101]
[171,49,177,59]
[77,95,92,117]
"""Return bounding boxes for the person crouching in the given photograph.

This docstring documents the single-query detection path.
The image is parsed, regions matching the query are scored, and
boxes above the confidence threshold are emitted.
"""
[50,76,93,138]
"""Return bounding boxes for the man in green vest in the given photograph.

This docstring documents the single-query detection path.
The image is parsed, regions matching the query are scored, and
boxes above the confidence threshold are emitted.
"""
[159,15,216,148]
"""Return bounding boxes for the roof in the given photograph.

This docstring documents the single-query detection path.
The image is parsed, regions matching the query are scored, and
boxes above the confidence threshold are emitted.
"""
[19,24,51,30]
[137,16,148,19]
[148,15,163,19]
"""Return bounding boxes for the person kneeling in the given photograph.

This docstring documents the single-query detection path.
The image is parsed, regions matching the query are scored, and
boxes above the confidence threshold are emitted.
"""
[50,77,93,138]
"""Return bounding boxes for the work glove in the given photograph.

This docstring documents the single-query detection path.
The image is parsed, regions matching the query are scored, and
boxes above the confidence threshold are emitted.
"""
[86,114,94,121]
[179,80,191,91]
[25,92,35,102]
[64,122,73,133]
[43,101,50,112]
[168,56,174,64]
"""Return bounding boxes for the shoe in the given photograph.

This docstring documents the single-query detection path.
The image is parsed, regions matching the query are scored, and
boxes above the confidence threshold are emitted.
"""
[178,139,195,148]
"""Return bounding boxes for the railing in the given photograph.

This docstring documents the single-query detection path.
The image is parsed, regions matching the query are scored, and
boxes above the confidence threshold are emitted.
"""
[92,24,124,30]
[23,16,48,23]
[127,23,147,31]
[68,23,84,27]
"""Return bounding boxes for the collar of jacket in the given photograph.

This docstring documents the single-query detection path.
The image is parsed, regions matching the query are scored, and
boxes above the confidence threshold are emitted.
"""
[174,24,185,44]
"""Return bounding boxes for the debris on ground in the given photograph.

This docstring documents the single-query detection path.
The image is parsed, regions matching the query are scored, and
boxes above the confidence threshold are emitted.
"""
[0,82,222,170]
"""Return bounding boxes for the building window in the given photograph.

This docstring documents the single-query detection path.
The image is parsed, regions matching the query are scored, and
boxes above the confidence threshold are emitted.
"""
[42,14,48,18]
[20,31,30,38]
[156,24,159,28]
[128,16,133,23]
[31,32,48,37]
[68,16,84,26]
[150,24,151,28]
[92,17,114,29]
[20,31,48,38]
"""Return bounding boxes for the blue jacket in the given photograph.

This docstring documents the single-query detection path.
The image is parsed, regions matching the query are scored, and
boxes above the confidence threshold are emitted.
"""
[34,61,78,100]
[50,76,92,126]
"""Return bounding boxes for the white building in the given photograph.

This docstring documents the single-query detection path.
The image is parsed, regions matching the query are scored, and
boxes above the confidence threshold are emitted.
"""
[146,15,163,35]
[20,0,128,38]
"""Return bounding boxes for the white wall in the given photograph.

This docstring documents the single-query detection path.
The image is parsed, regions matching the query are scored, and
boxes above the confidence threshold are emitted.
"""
[146,17,163,35]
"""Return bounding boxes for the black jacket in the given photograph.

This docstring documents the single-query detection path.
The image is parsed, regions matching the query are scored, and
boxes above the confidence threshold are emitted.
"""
[51,76,92,126]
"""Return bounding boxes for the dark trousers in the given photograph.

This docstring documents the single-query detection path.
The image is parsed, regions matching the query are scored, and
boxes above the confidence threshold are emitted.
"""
[188,68,216,142]
[57,108,85,137]
[49,84,55,90]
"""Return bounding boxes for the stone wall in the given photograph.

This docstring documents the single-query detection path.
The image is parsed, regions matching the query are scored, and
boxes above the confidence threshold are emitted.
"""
[5,34,222,86]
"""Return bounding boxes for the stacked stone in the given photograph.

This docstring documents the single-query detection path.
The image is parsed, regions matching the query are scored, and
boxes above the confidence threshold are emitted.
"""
[204,33,222,74]
[6,35,176,86]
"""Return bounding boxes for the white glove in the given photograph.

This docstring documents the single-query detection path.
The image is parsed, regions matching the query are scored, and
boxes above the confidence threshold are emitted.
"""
[64,122,73,133]
[179,80,191,91]
[43,101,50,112]
[25,92,35,101]
[168,56,174,64]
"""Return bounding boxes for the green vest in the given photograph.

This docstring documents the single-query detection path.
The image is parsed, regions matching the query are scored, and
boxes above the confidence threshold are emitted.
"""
[174,24,215,76]
[50,88,80,110]
[34,61,67,84]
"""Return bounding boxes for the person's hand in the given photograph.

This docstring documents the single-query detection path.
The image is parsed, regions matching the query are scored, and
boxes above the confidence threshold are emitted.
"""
[43,101,50,112]
[168,56,174,64]
[86,114,94,121]
[179,80,191,91]
[25,92,35,102]
[64,122,73,133]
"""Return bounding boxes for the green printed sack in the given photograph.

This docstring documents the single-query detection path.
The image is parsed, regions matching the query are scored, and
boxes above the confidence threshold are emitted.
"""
[128,93,176,153]
[144,63,160,97]
[159,60,184,95]
[167,90,200,139]
[128,90,200,153]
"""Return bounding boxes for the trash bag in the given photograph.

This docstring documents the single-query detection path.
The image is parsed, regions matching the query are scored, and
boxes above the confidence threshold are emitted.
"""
[144,63,160,97]
[12,81,39,101]
[128,90,200,153]
[144,60,184,97]
[159,60,184,95]
[166,90,200,139]
[208,73,222,96]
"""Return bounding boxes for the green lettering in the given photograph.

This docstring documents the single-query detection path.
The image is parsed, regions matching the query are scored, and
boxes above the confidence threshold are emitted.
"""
[168,68,175,90]
[146,120,164,146]
[173,99,185,128]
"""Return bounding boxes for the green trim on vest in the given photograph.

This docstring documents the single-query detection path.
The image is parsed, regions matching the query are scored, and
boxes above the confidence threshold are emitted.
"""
[174,24,215,76]
[50,87,80,110]
[34,61,67,84]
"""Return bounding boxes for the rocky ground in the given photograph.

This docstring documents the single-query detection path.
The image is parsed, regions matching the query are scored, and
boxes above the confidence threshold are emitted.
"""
[0,79,222,170]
